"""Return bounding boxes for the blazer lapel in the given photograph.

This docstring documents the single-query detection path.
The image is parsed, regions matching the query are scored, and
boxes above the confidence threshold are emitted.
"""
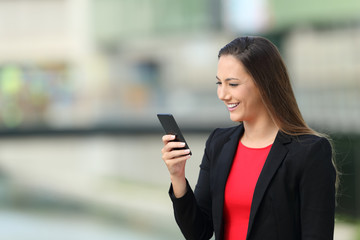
[247,131,292,237]
[212,125,244,237]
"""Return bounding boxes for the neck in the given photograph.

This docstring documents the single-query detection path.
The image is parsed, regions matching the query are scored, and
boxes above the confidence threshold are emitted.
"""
[241,115,279,148]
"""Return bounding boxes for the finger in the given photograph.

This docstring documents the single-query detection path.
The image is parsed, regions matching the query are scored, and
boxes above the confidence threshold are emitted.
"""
[162,135,176,144]
[161,141,186,154]
[164,153,191,164]
[163,148,191,160]
[168,141,186,150]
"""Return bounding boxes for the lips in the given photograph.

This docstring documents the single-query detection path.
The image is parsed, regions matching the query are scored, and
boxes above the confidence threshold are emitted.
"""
[227,103,239,111]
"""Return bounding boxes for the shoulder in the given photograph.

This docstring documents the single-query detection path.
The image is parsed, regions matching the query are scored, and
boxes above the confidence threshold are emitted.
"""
[288,134,332,152]
[207,125,242,145]
[202,125,242,158]
[285,134,333,167]
[211,125,241,138]
[279,134,335,183]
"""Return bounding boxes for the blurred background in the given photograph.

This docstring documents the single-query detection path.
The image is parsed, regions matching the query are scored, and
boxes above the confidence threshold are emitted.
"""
[0,0,359,239]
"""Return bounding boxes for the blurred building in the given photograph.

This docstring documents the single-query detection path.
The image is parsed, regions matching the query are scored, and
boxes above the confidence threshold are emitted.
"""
[0,0,359,133]
[0,0,360,226]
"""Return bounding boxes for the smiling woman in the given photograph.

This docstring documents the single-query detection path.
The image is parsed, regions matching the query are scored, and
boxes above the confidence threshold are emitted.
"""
[160,36,338,240]
[216,55,266,126]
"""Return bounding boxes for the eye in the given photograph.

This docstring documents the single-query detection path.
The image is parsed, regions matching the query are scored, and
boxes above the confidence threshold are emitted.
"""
[229,83,239,87]
[216,81,222,85]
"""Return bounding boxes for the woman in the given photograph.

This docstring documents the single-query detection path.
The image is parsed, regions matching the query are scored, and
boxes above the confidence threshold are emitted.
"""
[161,36,337,240]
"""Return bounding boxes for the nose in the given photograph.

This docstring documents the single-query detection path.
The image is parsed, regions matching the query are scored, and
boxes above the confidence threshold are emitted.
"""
[217,85,230,101]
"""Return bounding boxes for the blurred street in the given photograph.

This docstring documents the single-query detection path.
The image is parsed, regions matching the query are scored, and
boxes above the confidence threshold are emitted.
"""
[0,134,358,239]
[0,133,206,239]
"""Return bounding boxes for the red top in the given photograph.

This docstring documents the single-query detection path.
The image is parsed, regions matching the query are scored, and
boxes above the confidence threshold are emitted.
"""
[223,141,272,240]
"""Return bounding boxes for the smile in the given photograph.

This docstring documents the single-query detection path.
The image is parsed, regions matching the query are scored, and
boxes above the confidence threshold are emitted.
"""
[227,103,239,111]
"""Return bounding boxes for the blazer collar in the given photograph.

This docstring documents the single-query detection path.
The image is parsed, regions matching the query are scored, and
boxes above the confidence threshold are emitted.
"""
[213,124,244,237]
[216,125,244,192]
[247,131,292,237]
[214,124,244,194]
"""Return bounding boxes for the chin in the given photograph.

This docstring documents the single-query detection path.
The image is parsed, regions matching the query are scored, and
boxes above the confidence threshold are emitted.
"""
[229,113,243,122]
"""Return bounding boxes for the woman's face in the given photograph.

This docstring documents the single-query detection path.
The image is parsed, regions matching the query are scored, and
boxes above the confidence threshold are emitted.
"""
[216,55,265,123]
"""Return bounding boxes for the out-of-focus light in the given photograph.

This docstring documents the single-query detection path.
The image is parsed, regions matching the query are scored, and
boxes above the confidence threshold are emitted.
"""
[0,65,23,96]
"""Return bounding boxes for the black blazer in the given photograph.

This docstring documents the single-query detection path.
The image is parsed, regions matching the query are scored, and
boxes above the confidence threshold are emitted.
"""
[169,124,336,240]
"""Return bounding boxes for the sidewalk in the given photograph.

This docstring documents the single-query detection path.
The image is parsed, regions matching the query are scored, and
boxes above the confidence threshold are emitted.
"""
[334,222,358,240]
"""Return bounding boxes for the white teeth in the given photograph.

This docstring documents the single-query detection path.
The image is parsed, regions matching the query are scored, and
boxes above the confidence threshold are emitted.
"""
[227,103,239,108]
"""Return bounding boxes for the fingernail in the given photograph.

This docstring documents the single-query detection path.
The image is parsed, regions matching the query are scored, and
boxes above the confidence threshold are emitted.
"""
[180,142,186,147]
[184,149,190,153]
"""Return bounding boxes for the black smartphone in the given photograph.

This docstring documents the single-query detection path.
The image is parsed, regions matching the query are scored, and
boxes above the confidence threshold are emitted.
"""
[157,113,192,155]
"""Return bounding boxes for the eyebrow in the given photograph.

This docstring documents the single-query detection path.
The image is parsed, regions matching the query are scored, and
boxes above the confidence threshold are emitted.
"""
[216,76,240,81]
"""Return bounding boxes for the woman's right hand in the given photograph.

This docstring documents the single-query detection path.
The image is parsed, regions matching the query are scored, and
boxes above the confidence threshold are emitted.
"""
[161,135,191,197]
[161,135,191,177]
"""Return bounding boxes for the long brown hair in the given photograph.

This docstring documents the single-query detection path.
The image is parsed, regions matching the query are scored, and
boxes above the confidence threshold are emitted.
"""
[218,36,339,191]
[218,36,313,135]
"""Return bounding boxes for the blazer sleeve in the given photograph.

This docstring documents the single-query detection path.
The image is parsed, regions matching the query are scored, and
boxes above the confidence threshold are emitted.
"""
[168,129,217,240]
[299,137,336,239]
